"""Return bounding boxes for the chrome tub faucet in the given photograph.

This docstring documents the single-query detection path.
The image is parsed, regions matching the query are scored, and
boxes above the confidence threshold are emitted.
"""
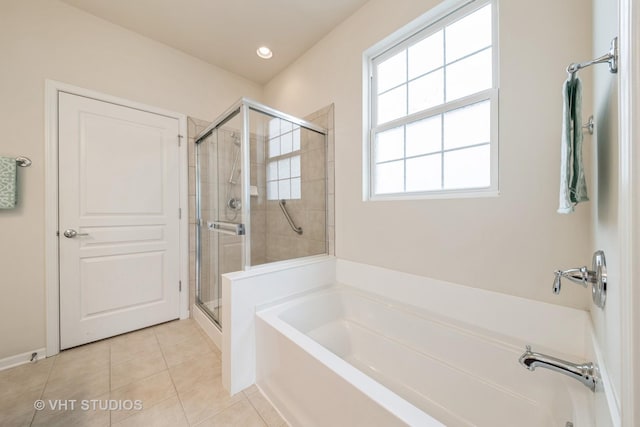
[519,346,598,391]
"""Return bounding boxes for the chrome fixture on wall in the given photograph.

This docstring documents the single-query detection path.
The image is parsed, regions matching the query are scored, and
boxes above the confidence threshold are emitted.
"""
[15,156,32,167]
[552,250,607,309]
[565,37,618,138]
[519,345,598,392]
[207,220,245,236]
[566,37,618,79]
[225,132,242,219]
[279,200,303,235]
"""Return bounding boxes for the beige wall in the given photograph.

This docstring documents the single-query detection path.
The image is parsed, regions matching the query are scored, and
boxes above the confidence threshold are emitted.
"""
[0,0,262,360]
[591,0,621,410]
[264,0,594,310]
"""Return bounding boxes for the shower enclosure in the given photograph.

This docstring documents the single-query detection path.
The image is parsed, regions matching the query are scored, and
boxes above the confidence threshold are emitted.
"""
[195,99,328,327]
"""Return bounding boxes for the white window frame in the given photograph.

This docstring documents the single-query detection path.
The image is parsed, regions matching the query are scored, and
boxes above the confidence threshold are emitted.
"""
[266,119,302,201]
[363,0,499,201]
[267,152,302,201]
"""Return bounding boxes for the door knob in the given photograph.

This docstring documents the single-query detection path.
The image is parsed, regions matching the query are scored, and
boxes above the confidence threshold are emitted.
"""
[63,229,89,238]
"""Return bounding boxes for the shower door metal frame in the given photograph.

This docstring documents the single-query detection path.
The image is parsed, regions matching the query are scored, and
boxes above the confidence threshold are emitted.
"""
[195,98,328,328]
[195,106,243,328]
[240,99,328,268]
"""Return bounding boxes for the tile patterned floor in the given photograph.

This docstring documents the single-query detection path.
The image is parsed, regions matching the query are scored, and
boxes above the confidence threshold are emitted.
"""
[0,319,286,427]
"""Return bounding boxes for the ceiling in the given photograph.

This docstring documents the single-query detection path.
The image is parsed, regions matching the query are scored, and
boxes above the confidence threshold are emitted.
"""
[60,0,369,85]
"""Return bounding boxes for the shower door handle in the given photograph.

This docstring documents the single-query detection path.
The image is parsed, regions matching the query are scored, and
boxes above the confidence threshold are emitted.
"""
[207,221,245,236]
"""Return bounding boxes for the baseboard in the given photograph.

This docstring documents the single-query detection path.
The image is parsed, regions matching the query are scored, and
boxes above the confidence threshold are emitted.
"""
[0,348,47,372]
[193,304,222,352]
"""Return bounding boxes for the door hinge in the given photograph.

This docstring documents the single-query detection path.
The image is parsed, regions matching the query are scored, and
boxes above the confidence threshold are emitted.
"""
[56,230,60,237]
[179,208,182,219]
[179,281,182,292]
[178,134,184,147]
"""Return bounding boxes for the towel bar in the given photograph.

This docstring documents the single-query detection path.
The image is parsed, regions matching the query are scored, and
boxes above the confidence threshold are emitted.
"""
[567,37,618,79]
[15,157,31,167]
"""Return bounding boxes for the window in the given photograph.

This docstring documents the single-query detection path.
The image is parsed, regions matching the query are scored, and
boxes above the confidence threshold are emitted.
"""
[366,0,498,199]
[267,118,301,200]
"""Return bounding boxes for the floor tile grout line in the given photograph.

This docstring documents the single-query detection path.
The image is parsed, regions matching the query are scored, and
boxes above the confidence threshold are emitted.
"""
[109,373,174,421]
[154,323,190,426]
[108,325,181,425]
[161,343,231,423]
[110,368,173,394]
[110,331,170,392]
[29,354,58,427]
[158,322,236,426]
[110,350,167,381]
[111,346,161,365]
[155,329,207,350]
[166,378,191,426]
[193,398,251,427]
[110,394,179,427]
[244,391,271,427]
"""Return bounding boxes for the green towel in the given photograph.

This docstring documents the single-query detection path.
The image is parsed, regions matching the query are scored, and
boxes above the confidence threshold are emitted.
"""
[0,157,17,209]
[558,77,588,214]
[570,78,589,203]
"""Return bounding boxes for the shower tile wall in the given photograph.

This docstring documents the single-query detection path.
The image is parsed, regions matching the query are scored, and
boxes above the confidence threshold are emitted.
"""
[305,104,335,257]
[250,133,268,265]
[251,104,335,264]
[215,127,244,280]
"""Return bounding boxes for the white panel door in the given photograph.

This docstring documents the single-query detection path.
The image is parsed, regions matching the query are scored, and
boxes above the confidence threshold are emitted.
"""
[59,92,181,349]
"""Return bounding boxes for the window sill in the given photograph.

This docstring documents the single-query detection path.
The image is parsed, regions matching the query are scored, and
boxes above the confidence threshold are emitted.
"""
[366,189,500,202]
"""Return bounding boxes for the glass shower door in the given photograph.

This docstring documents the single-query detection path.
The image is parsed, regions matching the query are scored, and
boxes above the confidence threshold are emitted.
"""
[196,110,245,327]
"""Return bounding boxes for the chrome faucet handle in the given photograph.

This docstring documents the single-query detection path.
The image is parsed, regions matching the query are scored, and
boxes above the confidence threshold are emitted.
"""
[552,268,588,295]
[553,271,563,294]
[552,251,608,309]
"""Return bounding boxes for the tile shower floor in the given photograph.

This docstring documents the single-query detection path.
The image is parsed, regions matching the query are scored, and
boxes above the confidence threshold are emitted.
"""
[0,319,285,427]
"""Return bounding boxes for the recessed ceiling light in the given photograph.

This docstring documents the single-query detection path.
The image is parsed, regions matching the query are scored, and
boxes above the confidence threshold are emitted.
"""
[256,46,273,59]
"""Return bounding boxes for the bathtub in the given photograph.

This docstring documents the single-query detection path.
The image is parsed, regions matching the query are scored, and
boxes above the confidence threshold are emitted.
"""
[256,285,593,426]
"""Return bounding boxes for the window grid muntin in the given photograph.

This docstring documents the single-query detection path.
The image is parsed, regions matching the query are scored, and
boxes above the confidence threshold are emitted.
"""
[369,0,496,198]
[376,42,491,100]
[267,154,301,200]
[374,110,491,194]
[374,19,493,126]
[267,117,302,200]
[376,141,490,167]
